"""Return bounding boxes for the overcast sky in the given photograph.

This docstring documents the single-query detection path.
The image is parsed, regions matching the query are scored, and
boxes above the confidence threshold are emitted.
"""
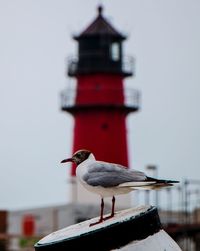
[0,0,200,210]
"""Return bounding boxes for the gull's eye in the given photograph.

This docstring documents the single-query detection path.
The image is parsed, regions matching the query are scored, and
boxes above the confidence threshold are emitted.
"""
[76,153,81,158]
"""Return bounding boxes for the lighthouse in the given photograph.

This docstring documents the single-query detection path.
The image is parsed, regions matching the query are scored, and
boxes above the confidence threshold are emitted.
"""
[61,6,140,205]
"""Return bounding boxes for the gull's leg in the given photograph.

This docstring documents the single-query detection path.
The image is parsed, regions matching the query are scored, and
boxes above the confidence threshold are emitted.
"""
[100,197,104,221]
[90,197,104,227]
[104,196,115,220]
[111,196,115,217]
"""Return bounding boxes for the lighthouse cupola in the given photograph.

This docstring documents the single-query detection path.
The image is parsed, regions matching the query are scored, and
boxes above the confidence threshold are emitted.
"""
[68,6,133,77]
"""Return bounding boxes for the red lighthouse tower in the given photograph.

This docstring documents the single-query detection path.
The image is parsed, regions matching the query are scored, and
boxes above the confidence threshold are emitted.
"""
[61,6,139,202]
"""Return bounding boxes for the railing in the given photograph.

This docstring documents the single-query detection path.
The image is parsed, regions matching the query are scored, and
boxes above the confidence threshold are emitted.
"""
[67,57,77,76]
[60,86,140,111]
[67,55,135,76]
[122,56,135,75]
[124,87,140,109]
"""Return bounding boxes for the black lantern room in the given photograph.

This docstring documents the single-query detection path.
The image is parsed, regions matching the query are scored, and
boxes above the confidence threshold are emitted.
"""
[68,6,134,77]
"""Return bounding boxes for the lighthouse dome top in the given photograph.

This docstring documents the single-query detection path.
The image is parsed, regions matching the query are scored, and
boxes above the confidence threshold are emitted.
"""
[74,5,126,40]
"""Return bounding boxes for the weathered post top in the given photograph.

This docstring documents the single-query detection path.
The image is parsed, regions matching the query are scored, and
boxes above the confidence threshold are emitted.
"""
[34,206,181,251]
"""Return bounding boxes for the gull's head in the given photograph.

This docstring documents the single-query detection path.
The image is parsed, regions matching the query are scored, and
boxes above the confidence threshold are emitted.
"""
[61,149,92,165]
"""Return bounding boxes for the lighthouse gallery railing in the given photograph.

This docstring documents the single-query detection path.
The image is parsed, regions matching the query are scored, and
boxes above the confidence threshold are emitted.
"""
[60,87,140,111]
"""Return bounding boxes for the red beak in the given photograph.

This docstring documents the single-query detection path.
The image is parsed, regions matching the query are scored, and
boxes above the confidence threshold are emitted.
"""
[60,158,74,164]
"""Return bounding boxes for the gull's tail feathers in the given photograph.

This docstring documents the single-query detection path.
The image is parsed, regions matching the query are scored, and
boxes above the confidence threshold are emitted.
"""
[135,183,174,190]
[118,177,179,190]
[118,181,155,188]
[146,176,179,184]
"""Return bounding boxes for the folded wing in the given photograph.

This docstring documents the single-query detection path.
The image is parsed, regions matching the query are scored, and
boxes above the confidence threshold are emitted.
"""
[83,161,148,187]
[83,161,179,189]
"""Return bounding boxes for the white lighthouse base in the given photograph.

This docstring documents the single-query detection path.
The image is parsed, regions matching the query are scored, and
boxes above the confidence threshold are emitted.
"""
[114,230,182,250]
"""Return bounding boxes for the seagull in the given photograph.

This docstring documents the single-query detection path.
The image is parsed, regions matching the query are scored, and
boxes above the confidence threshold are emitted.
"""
[61,149,179,226]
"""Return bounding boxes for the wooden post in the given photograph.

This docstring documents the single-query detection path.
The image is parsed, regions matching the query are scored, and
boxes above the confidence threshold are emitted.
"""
[34,206,181,251]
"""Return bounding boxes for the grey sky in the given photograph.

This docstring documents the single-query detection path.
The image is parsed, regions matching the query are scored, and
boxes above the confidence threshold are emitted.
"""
[0,0,199,210]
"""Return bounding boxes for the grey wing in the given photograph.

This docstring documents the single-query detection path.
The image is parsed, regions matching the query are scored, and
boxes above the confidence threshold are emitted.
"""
[83,161,147,188]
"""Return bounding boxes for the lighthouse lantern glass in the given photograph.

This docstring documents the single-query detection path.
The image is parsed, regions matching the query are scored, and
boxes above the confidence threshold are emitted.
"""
[111,42,120,61]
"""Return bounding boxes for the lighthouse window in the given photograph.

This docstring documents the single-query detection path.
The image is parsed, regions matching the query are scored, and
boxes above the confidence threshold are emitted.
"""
[111,43,120,61]
[102,123,108,130]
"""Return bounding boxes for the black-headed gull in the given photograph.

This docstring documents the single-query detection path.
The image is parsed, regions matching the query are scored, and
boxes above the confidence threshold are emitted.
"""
[61,149,178,226]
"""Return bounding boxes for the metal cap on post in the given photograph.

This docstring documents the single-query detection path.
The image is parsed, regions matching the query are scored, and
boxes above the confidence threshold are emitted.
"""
[34,206,181,251]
